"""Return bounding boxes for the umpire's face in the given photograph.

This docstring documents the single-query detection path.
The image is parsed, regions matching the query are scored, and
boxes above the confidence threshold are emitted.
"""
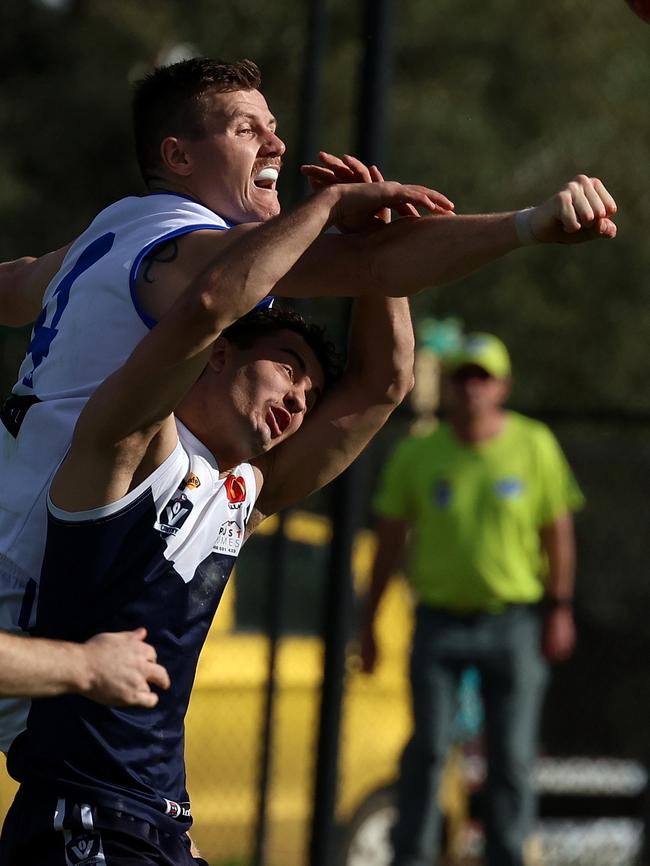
[177,87,286,225]
[444,364,511,417]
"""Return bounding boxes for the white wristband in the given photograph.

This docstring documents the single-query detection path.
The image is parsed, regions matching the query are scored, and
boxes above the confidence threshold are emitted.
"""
[514,207,538,246]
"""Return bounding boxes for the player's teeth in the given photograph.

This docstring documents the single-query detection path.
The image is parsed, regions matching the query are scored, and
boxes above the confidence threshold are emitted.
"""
[255,167,279,182]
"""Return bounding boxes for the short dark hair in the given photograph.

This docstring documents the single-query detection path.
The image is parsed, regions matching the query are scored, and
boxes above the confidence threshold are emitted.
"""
[222,306,342,394]
[132,57,262,185]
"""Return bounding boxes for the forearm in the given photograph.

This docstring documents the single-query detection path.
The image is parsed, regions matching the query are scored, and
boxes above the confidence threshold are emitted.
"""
[540,513,576,601]
[0,245,70,326]
[362,520,409,626]
[274,212,519,299]
[346,295,415,403]
[0,632,90,698]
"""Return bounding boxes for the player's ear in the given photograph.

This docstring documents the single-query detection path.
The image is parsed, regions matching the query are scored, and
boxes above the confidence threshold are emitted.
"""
[159,136,193,177]
[207,338,229,374]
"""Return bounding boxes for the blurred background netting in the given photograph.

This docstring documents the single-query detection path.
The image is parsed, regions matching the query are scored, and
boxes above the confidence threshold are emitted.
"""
[1,1,649,865]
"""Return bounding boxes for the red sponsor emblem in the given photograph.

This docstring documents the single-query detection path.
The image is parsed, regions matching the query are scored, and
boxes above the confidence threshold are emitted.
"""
[225,474,246,504]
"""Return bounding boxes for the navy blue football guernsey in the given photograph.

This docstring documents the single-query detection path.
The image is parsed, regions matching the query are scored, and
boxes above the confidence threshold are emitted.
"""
[7,420,256,834]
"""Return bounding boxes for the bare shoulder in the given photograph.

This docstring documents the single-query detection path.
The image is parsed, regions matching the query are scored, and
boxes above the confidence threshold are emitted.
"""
[135,224,260,323]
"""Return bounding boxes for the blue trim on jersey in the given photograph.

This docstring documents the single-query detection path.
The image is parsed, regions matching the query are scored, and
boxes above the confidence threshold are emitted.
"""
[129,224,230,329]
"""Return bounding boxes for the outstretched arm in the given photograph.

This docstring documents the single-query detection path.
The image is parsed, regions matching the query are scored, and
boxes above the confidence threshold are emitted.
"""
[0,244,70,326]
[0,627,170,706]
[136,169,617,322]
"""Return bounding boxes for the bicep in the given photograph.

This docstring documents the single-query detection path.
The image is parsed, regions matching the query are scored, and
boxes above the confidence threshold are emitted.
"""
[135,225,260,322]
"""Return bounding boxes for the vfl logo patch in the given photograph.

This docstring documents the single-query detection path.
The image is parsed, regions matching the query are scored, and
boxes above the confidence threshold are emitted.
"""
[494,477,525,499]
[432,479,452,508]
[225,474,246,509]
[65,833,104,865]
[157,491,194,537]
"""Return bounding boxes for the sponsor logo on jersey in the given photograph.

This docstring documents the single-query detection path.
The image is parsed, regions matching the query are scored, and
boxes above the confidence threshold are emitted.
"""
[432,479,452,508]
[214,520,243,556]
[494,477,525,499]
[225,473,247,509]
[156,490,194,537]
[64,832,105,865]
[163,798,192,819]
[180,471,201,491]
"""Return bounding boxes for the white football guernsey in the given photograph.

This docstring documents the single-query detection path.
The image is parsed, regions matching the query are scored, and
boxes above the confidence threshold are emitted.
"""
[0,192,230,591]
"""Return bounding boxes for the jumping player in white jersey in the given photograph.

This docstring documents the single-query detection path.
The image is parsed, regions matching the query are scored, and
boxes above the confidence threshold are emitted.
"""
[0,57,618,749]
[1,162,434,865]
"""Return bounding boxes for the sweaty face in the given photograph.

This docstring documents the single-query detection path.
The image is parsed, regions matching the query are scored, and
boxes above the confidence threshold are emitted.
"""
[183,88,285,224]
[207,329,325,464]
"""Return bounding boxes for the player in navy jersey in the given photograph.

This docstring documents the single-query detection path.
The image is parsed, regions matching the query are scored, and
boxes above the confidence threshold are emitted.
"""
[0,57,618,752]
[0,169,452,865]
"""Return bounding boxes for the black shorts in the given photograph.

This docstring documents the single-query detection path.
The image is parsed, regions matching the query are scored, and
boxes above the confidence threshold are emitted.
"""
[0,788,209,866]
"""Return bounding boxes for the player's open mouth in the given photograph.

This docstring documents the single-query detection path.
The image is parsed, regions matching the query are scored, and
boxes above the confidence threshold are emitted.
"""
[267,405,291,437]
[253,166,279,190]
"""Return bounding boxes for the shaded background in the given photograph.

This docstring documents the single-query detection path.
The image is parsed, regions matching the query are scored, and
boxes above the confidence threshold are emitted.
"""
[1,1,649,864]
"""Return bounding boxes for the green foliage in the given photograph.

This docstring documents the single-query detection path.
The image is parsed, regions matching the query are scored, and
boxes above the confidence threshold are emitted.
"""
[3,0,646,409]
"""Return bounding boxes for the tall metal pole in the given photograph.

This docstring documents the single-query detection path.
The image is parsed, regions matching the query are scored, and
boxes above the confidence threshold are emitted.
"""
[252,515,288,866]
[308,3,394,866]
[252,4,329,866]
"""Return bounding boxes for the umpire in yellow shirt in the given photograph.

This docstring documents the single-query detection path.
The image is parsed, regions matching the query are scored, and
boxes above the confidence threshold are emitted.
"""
[360,333,584,866]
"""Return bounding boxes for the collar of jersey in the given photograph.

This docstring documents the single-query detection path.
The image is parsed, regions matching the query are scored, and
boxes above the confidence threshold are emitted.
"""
[174,417,220,472]
[145,189,234,227]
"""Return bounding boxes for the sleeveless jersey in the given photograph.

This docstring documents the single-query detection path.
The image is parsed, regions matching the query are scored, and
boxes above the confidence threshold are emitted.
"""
[7,420,256,834]
[0,192,230,591]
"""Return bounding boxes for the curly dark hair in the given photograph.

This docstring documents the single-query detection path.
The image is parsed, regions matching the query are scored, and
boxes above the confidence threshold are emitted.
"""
[221,305,342,393]
[132,57,261,186]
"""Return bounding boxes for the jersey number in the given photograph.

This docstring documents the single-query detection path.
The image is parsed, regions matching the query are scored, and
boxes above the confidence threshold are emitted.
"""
[22,232,115,389]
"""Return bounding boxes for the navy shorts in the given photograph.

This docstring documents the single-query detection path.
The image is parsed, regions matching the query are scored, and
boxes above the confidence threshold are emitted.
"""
[0,788,209,865]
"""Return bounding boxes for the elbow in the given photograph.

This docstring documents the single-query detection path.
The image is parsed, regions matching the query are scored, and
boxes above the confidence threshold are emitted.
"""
[386,368,415,407]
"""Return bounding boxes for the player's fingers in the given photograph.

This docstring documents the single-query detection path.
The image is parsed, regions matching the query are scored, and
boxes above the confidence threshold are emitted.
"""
[317,151,357,180]
[568,177,601,228]
[319,151,353,171]
[400,185,449,214]
[133,690,160,709]
[342,154,373,183]
[575,174,607,220]
[590,177,617,215]
[300,164,337,182]
[421,186,455,211]
[130,627,148,641]
[555,188,582,233]
[369,165,385,183]
[146,662,171,691]
[395,202,422,218]
[595,217,617,239]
